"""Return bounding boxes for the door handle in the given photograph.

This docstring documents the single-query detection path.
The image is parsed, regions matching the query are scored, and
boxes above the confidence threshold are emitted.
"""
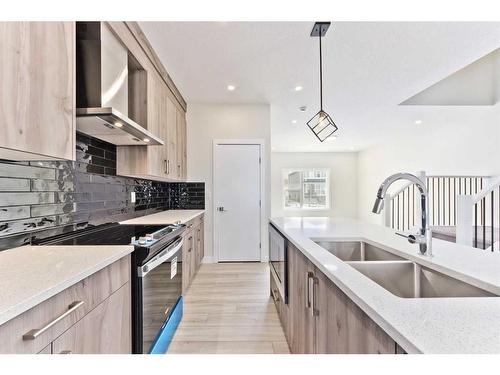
[217,207,228,212]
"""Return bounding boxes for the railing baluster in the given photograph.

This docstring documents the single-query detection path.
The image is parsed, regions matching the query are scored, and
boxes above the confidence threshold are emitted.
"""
[437,178,441,226]
[397,195,400,230]
[407,186,410,230]
[401,189,405,230]
[392,195,395,229]
[412,184,415,227]
[474,202,478,248]
[482,196,486,250]
[448,178,451,225]
[491,190,494,252]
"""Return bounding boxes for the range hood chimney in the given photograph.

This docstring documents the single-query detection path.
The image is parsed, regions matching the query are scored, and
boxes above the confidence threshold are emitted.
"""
[76,22,163,146]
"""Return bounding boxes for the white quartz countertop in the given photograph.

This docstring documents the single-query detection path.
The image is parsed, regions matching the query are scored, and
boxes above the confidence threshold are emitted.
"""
[270,217,500,354]
[0,244,133,326]
[120,209,204,225]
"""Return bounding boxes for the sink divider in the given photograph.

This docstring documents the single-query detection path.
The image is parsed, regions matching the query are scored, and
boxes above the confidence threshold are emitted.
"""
[413,263,422,298]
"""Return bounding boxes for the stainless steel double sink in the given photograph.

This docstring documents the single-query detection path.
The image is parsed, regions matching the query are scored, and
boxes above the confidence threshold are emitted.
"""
[314,241,495,298]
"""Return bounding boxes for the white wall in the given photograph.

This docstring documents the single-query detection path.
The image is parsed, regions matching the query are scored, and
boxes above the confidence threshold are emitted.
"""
[357,118,500,225]
[271,152,358,218]
[187,103,271,262]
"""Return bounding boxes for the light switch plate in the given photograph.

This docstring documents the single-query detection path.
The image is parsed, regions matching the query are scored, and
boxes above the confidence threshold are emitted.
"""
[131,192,136,203]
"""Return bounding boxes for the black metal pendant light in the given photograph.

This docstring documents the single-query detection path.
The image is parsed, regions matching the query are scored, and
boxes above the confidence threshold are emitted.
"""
[306,22,338,142]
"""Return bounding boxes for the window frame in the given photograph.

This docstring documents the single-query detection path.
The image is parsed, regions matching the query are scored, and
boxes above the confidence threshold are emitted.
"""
[281,168,331,211]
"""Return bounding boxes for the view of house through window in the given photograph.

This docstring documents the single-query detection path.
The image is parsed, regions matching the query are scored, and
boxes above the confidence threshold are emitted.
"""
[282,168,330,209]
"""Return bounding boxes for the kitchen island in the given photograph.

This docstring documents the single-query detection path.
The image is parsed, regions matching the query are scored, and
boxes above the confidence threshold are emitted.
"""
[270,217,500,354]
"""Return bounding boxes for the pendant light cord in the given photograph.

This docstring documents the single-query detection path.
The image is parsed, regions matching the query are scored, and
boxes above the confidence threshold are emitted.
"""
[319,31,323,111]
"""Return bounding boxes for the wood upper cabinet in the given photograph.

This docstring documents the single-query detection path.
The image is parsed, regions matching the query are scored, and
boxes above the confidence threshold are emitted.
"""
[284,242,398,354]
[110,21,187,182]
[0,22,75,161]
[288,243,315,354]
[166,96,178,179]
[176,108,187,180]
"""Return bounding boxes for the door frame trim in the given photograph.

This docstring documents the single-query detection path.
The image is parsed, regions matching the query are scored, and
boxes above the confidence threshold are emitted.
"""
[212,139,266,263]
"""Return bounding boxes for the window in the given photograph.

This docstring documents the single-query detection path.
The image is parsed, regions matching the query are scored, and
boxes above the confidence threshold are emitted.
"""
[282,168,330,210]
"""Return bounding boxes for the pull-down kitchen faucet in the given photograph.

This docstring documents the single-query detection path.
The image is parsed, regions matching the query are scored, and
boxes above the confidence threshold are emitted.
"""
[372,173,432,256]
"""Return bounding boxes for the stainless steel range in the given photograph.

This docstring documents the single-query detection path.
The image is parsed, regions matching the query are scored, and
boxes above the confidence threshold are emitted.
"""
[33,222,185,354]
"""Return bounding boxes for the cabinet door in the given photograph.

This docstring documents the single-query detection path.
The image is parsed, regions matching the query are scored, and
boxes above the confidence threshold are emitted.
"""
[166,97,178,179]
[315,269,395,354]
[288,244,315,354]
[147,74,169,177]
[51,283,131,354]
[0,22,75,160]
[176,108,187,180]
[182,231,194,294]
[196,221,204,268]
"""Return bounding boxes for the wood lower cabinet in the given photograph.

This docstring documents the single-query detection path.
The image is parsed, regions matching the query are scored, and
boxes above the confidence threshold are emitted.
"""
[0,22,75,161]
[315,269,395,354]
[182,215,204,294]
[288,244,315,354]
[0,255,131,354]
[273,242,401,354]
[51,283,131,354]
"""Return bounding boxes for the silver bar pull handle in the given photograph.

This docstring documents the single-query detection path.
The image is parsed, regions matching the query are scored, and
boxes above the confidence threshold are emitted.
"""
[59,350,72,354]
[312,276,319,317]
[305,271,314,309]
[23,301,85,340]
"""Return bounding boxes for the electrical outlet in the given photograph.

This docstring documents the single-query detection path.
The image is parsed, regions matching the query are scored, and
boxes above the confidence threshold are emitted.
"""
[131,192,136,203]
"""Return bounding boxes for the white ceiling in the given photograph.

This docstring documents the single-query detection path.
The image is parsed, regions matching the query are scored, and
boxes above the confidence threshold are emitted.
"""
[139,22,500,152]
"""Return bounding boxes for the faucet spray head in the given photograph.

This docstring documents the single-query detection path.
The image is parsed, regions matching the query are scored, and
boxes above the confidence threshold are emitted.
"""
[372,197,384,214]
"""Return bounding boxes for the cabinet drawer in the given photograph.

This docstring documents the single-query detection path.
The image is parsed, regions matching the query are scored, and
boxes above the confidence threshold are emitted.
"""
[52,282,131,354]
[193,214,203,227]
[270,270,282,315]
[185,219,195,231]
[0,255,130,354]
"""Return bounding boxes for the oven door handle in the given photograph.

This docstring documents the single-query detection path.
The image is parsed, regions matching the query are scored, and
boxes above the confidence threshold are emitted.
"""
[138,238,183,277]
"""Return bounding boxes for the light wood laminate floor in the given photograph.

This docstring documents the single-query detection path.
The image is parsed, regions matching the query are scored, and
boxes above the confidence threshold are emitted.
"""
[168,263,290,354]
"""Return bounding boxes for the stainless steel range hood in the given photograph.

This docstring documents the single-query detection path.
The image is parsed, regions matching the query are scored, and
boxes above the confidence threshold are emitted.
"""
[76,22,163,146]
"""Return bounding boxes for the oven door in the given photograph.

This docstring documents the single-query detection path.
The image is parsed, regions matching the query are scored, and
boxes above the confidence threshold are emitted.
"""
[139,237,183,354]
[269,224,287,303]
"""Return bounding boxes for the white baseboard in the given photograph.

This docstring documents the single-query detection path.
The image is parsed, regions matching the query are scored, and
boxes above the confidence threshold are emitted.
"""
[201,256,215,264]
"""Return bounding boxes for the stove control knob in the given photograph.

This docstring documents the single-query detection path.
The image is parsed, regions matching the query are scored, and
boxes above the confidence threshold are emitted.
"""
[138,237,147,245]
[145,234,154,242]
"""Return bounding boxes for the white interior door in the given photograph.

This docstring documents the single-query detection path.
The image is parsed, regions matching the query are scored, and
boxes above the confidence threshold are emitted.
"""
[214,143,261,262]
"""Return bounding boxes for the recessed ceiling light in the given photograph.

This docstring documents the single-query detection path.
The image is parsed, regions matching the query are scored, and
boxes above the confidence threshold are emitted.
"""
[227,85,236,91]
[414,120,423,125]
[291,120,297,124]
[143,138,150,143]
[114,122,123,128]
[294,86,303,92]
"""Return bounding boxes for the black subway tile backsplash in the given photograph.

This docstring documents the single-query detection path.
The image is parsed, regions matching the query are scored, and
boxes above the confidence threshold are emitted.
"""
[0,133,204,250]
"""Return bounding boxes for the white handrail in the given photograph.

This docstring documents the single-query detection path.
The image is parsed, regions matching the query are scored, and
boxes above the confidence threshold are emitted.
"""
[456,175,499,248]
[472,175,500,203]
